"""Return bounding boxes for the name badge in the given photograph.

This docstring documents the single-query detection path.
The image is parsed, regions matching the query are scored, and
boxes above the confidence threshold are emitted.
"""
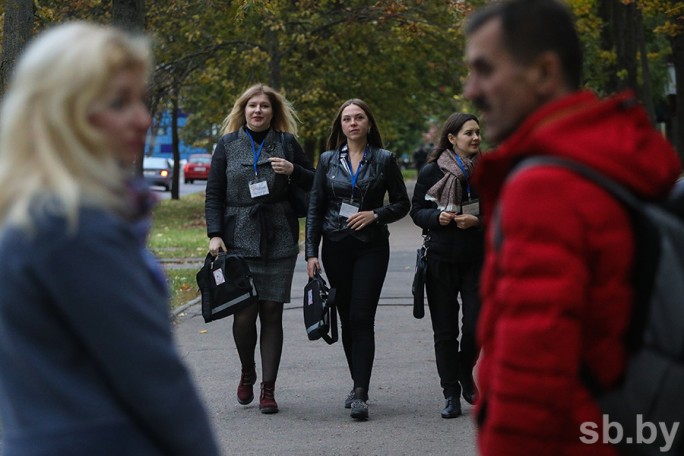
[249,179,269,198]
[213,268,225,285]
[339,201,360,219]
[461,199,480,216]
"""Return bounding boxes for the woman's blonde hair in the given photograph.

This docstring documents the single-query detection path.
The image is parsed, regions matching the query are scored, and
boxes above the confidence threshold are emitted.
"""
[0,21,151,231]
[221,83,299,136]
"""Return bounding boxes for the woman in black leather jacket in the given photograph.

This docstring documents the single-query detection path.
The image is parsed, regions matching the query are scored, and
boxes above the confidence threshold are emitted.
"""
[305,99,409,421]
[409,113,483,419]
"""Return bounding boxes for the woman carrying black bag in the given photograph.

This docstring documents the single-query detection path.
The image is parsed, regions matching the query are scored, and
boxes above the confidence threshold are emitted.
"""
[409,113,484,419]
[205,83,314,414]
[305,99,410,421]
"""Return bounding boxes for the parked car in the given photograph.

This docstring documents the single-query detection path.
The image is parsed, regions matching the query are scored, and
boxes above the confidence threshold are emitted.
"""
[183,153,212,184]
[143,156,173,191]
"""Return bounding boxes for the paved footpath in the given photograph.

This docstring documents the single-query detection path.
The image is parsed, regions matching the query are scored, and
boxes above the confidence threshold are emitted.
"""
[172,181,478,456]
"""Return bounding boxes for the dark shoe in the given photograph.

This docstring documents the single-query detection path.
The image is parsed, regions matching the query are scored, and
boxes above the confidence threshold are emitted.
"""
[460,373,479,405]
[344,389,355,409]
[236,366,256,405]
[259,381,278,414]
[350,399,369,421]
[441,396,462,419]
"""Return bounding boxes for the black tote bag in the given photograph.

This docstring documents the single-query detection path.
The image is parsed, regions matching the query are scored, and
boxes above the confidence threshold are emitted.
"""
[196,252,258,323]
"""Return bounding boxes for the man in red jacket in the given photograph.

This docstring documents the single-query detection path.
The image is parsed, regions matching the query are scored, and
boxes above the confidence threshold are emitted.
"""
[463,1,681,455]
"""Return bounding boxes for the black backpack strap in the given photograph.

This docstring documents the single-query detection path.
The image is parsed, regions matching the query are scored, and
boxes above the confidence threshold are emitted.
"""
[317,272,338,345]
[321,277,339,345]
[280,132,293,161]
[321,292,338,345]
[513,156,641,207]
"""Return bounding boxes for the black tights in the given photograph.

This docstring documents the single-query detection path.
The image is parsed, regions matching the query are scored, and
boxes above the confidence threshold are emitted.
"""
[233,300,283,382]
[322,236,389,399]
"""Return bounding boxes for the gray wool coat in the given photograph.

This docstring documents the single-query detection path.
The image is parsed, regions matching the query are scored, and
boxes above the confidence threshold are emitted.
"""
[205,127,314,259]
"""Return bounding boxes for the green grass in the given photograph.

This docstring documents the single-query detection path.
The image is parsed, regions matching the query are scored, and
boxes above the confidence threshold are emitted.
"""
[148,192,305,310]
[148,192,207,259]
[165,268,202,311]
[401,168,417,180]
[149,193,206,310]
[150,169,414,309]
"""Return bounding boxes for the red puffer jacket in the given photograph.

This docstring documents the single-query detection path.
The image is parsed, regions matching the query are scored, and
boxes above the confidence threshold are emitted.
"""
[473,91,681,456]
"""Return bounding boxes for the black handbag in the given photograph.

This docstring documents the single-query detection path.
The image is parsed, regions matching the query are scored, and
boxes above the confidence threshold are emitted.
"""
[303,269,338,344]
[288,183,309,218]
[280,132,309,218]
[196,252,258,323]
[412,235,429,319]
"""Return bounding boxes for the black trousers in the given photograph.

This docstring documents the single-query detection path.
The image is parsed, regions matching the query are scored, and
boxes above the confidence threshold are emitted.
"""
[425,257,481,398]
[322,236,390,392]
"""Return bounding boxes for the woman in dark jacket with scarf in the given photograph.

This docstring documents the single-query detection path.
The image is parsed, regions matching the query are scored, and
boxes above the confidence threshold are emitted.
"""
[306,99,410,421]
[410,113,484,419]
[205,83,314,414]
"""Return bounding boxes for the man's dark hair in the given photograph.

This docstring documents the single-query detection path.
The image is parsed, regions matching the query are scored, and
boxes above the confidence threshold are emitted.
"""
[465,0,583,90]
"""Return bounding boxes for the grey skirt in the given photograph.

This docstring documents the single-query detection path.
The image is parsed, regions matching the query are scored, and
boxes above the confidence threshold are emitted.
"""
[245,256,297,303]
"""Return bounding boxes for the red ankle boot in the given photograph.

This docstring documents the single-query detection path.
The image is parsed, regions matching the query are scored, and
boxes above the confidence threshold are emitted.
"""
[237,366,256,405]
[259,381,278,414]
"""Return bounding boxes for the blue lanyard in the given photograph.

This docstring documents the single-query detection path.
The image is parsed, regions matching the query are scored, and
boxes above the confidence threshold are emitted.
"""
[246,131,266,176]
[346,146,368,198]
[454,153,471,198]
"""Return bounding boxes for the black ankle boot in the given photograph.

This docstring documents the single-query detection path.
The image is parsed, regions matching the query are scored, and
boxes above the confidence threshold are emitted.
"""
[441,396,462,419]
[460,372,479,405]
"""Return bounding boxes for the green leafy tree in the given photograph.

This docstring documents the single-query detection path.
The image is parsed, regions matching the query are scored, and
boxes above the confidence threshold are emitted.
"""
[177,0,479,162]
[1,0,34,94]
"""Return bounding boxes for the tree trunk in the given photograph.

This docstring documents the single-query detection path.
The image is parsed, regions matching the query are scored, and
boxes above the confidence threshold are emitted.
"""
[670,31,684,160]
[0,0,34,95]
[635,5,655,123]
[613,0,638,93]
[266,28,281,90]
[171,96,181,200]
[112,0,146,173]
[598,0,618,93]
[112,0,146,32]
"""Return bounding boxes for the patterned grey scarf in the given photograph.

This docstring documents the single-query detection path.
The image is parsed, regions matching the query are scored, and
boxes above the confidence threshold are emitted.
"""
[425,149,473,212]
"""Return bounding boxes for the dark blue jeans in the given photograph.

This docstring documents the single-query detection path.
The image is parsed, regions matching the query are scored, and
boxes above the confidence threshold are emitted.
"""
[322,236,390,393]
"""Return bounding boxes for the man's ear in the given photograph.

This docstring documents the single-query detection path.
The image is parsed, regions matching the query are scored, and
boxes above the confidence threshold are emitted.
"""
[529,51,566,98]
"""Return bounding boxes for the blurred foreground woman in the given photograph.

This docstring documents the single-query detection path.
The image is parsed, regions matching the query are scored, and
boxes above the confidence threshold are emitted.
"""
[0,22,219,455]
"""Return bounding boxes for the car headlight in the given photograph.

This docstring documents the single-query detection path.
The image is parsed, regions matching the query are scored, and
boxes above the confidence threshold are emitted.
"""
[160,170,169,177]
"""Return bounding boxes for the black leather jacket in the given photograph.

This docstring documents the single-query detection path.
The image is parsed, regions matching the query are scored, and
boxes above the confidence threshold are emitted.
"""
[305,146,410,259]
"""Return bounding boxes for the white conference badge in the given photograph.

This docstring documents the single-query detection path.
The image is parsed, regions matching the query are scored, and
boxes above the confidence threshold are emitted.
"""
[249,179,270,198]
[340,200,360,219]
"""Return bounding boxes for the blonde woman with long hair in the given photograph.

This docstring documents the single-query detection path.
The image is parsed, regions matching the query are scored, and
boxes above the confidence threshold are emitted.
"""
[205,83,314,413]
[0,22,219,455]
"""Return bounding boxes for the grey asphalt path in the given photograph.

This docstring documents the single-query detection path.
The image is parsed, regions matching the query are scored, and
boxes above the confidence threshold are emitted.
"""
[172,180,478,456]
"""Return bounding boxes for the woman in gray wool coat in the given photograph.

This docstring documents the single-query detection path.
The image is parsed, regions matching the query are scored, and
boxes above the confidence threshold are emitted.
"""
[205,83,314,414]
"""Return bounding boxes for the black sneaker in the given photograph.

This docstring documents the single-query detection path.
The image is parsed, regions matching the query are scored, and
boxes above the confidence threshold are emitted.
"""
[344,389,355,409]
[350,399,369,420]
[460,373,479,405]
[441,396,462,419]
